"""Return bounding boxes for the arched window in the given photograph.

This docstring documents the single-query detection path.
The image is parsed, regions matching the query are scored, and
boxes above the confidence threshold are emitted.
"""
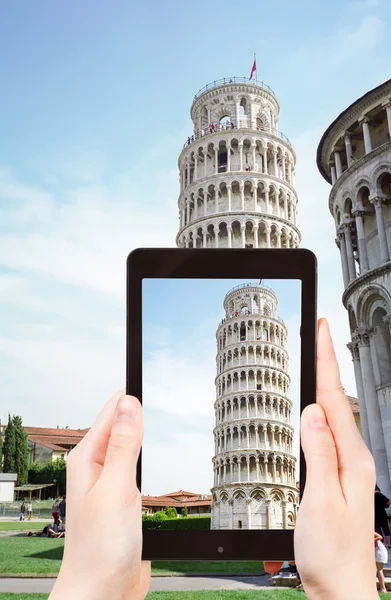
[239,98,247,117]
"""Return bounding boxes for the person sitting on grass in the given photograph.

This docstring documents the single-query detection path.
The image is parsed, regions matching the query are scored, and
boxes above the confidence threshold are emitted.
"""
[27,523,65,538]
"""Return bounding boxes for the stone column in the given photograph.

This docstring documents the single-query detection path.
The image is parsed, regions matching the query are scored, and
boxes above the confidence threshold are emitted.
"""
[227,184,232,212]
[227,225,232,248]
[229,499,234,528]
[241,223,246,248]
[240,183,245,211]
[227,145,231,172]
[347,341,371,451]
[214,149,218,174]
[187,161,191,186]
[352,209,369,272]
[282,155,286,181]
[370,197,390,263]
[247,456,250,481]
[239,143,243,171]
[256,456,260,480]
[266,499,271,529]
[223,462,227,483]
[194,157,198,180]
[238,458,241,482]
[202,230,207,248]
[215,226,219,248]
[265,189,269,213]
[252,144,256,169]
[247,498,252,529]
[383,101,391,137]
[330,164,337,185]
[273,151,278,177]
[282,500,287,529]
[334,151,343,179]
[278,428,282,451]
[284,195,288,219]
[335,234,350,288]
[344,134,353,167]
[344,223,356,281]
[360,117,373,154]
[254,225,259,248]
[288,160,292,184]
[277,231,282,248]
[263,148,268,174]
[204,153,208,178]
[353,328,389,493]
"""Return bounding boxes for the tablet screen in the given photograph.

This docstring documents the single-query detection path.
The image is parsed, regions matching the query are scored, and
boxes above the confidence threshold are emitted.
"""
[141,278,301,531]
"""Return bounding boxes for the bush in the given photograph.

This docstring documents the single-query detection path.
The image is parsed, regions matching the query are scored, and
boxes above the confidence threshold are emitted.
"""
[181,505,188,518]
[164,506,178,519]
[160,516,211,531]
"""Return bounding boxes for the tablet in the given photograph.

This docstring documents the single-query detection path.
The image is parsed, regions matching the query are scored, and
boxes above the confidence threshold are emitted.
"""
[127,248,317,561]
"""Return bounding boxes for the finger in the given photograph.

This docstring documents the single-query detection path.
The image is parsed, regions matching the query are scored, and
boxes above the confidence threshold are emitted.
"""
[316,319,374,497]
[67,390,125,493]
[301,403,341,502]
[264,561,284,574]
[101,395,143,492]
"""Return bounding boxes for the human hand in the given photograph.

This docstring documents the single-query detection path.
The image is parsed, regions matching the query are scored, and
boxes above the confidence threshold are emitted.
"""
[265,319,377,600]
[50,391,150,600]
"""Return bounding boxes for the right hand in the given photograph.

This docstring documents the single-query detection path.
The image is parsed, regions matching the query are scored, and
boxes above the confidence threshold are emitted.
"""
[265,318,378,600]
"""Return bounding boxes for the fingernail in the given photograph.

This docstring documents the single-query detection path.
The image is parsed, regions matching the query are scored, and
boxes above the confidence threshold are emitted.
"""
[116,395,138,421]
[307,404,327,428]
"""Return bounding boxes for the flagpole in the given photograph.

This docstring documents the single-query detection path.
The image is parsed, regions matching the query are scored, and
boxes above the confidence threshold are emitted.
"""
[254,53,257,83]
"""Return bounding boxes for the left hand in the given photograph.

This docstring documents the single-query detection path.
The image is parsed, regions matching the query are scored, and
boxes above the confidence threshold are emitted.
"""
[50,391,150,600]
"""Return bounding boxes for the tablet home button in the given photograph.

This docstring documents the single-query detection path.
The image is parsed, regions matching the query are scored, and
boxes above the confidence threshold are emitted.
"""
[217,546,224,553]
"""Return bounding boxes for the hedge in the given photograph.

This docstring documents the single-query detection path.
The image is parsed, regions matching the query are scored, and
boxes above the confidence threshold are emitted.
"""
[142,516,211,531]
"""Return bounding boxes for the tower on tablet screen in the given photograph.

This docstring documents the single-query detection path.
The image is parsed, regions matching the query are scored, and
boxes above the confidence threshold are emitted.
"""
[175,77,301,528]
[212,284,297,529]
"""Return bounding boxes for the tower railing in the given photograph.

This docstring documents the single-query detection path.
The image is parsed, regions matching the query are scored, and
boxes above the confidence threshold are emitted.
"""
[225,282,275,295]
[194,77,275,99]
[182,123,292,151]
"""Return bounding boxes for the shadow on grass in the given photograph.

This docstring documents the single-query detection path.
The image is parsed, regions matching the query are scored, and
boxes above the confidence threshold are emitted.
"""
[28,546,64,561]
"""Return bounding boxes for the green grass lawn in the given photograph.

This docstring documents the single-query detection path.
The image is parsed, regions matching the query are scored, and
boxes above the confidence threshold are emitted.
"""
[0,522,44,532]
[0,538,64,575]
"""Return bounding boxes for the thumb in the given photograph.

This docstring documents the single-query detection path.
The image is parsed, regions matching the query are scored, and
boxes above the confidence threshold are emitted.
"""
[101,395,143,489]
[301,403,340,501]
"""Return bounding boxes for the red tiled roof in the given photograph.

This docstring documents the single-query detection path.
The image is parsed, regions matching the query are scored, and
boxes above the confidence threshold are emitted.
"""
[141,493,212,508]
[163,490,199,497]
[25,427,89,437]
[29,435,83,444]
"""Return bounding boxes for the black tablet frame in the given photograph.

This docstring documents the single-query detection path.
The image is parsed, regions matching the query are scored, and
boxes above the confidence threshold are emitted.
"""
[127,248,317,561]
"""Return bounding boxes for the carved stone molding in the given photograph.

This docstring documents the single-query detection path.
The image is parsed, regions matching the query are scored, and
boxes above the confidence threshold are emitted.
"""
[347,341,360,361]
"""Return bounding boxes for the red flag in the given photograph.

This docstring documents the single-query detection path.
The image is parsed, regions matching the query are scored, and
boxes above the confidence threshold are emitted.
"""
[249,58,257,80]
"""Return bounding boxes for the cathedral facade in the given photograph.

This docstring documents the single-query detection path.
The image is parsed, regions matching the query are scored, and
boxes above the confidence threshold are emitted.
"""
[317,78,391,497]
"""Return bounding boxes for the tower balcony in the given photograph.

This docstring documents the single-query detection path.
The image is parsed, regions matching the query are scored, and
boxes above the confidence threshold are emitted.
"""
[182,123,292,152]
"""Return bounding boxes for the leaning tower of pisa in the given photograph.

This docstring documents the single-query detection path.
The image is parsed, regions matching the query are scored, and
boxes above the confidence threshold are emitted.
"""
[176,76,301,249]
[175,76,301,528]
[211,284,297,529]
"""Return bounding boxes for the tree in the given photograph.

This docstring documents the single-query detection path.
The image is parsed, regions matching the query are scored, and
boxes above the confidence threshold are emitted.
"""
[181,505,188,518]
[13,416,29,485]
[28,458,67,496]
[3,415,16,473]
[153,511,168,524]
[164,506,178,519]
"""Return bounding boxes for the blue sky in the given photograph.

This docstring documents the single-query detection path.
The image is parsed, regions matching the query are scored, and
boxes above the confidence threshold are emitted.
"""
[0,0,390,431]
[142,279,301,494]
